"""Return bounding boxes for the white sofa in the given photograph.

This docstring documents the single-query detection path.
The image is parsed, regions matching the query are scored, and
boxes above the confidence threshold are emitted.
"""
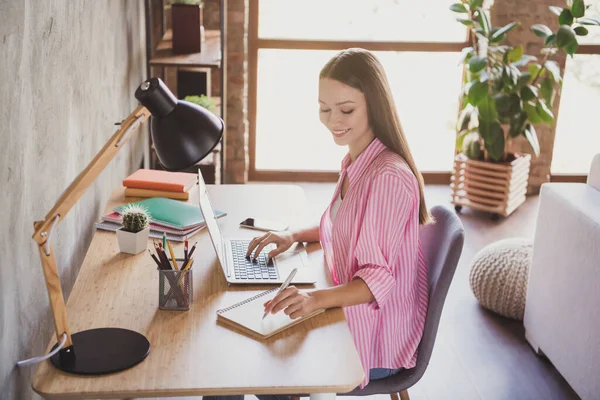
[524,154,600,400]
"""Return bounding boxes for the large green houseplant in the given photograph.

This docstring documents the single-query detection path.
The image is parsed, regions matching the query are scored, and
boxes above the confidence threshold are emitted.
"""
[451,0,599,162]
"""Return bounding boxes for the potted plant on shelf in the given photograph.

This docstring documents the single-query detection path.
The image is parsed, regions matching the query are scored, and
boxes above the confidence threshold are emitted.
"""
[184,94,218,114]
[450,0,599,220]
[166,0,204,54]
[116,205,151,255]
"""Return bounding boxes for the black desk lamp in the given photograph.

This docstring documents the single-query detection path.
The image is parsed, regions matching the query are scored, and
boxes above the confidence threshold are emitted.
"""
[29,78,222,375]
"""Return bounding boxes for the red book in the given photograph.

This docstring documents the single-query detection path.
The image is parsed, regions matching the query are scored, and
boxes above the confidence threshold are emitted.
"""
[123,169,197,193]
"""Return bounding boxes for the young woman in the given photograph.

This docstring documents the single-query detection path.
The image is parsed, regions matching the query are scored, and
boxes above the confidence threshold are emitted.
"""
[207,48,431,400]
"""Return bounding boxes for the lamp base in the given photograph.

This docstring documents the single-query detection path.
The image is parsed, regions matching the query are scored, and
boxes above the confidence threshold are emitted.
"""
[50,328,150,375]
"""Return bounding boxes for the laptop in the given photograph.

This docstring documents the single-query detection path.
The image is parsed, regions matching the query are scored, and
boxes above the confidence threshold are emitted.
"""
[196,171,317,285]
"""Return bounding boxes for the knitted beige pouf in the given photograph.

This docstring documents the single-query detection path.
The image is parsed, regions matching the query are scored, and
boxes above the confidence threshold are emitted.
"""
[469,238,533,320]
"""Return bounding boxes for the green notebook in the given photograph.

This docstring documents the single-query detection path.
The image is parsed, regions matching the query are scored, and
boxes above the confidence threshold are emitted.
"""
[114,197,226,230]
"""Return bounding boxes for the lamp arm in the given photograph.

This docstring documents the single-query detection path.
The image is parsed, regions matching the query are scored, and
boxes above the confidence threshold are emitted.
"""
[31,105,150,349]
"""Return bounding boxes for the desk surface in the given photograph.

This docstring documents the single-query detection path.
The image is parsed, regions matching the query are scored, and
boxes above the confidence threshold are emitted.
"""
[32,184,364,399]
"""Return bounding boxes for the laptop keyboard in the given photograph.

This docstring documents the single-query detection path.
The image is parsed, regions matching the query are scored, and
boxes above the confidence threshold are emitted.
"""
[231,240,279,280]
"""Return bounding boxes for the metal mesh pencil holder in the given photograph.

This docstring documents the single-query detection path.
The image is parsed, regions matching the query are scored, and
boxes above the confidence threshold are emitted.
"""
[158,266,193,311]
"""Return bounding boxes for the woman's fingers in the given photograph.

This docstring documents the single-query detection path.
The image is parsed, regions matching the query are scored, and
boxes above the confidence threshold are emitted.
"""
[252,235,276,260]
[246,233,269,258]
[265,287,297,314]
[270,292,301,314]
[284,302,303,317]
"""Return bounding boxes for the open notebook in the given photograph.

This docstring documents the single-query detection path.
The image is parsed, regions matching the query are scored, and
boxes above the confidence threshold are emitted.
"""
[216,288,324,339]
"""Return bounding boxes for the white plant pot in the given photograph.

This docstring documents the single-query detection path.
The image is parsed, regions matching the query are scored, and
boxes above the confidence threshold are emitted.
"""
[116,227,150,255]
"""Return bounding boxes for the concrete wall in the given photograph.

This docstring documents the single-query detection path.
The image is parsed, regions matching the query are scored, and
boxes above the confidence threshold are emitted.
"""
[0,1,147,399]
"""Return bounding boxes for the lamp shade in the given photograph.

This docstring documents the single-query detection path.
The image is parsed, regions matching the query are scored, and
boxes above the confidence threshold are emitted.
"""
[134,77,223,171]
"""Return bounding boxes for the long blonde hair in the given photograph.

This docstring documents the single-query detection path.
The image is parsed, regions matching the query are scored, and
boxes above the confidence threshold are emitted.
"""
[320,48,431,225]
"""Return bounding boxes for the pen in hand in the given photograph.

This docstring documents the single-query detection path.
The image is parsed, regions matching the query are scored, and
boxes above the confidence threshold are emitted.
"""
[262,268,298,320]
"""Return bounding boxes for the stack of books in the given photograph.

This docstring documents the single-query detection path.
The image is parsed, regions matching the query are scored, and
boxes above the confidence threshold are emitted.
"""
[95,197,226,242]
[123,169,198,200]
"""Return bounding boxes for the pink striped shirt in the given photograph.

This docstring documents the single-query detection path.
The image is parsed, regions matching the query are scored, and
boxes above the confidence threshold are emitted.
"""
[319,138,429,389]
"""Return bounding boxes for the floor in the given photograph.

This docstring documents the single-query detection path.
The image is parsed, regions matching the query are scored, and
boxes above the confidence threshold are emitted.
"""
[140,184,580,400]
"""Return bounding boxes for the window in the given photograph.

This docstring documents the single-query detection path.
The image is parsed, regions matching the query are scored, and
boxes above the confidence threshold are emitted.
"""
[249,0,469,180]
[551,0,600,174]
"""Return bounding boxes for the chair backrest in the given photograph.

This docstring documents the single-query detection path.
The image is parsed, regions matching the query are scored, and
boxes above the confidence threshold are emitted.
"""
[401,205,465,383]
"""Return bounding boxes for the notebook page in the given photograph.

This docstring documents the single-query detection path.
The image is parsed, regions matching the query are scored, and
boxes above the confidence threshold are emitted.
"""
[218,289,321,337]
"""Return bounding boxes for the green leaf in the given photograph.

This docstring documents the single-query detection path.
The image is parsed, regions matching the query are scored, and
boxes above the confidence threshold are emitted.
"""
[544,61,562,83]
[491,22,519,41]
[450,3,468,13]
[482,122,505,161]
[540,78,555,106]
[468,81,489,106]
[457,18,474,26]
[507,45,524,63]
[549,6,563,15]
[556,25,576,47]
[574,25,589,35]
[536,100,555,122]
[475,9,491,35]
[524,101,543,124]
[521,85,539,101]
[517,72,532,88]
[513,54,538,67]
[545,34,557,45]
[571,0,585,18]
[468,56,487,73]
[528,63,544,79]
[478,95,498,122]
[456,129,470,152]
[564,38,579,56]
[523,124,540,157]
[531,24,553,38]
[510,112,528,138]
[493,93,512,115]
[502,67,514,89]
[579,17,600,25]
[457,107,473,132]
[470,0,483,8]
[559,9,574,25]
[458,47,475,64]
[490,29,505,43]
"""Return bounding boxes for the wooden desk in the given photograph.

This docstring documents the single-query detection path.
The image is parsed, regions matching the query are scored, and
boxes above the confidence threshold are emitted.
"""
[32,184,364,399]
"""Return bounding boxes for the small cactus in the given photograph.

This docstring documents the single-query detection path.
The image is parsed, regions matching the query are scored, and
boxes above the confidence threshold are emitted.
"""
[120,205,150,233]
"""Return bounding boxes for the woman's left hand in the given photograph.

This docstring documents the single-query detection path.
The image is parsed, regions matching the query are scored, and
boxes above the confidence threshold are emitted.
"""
[264,286,319,319]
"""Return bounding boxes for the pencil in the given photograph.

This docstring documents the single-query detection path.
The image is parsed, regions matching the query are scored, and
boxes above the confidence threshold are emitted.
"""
[184,240,189,265]
[166,239,179,270]
[188,241,198,259]
[182,257,193,270]
[148,250,162,269]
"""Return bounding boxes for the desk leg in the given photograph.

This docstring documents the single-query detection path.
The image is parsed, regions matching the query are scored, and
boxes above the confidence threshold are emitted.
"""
[309,393,336,400]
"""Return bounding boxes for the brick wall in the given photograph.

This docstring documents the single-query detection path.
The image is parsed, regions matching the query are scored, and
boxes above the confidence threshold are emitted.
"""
[204,0,249,184]
[490,0,567,193]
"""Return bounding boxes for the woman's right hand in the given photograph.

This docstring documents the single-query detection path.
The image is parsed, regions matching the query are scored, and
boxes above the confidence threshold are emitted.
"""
[246,230,296,261]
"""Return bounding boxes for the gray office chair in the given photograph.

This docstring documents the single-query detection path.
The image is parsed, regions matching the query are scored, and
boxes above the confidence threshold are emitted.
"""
[343,205,465,400]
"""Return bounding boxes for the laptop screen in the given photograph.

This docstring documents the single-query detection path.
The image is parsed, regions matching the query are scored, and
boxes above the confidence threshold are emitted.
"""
[196,170,227,269]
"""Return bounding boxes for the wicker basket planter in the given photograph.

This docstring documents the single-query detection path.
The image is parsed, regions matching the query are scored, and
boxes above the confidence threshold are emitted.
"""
[451,153,531,220]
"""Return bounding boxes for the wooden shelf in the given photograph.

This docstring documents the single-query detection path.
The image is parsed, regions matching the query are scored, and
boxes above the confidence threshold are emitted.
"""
[150,29,221,68]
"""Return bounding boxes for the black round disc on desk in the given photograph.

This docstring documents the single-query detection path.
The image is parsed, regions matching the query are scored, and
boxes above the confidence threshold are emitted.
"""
[50,328,150,375]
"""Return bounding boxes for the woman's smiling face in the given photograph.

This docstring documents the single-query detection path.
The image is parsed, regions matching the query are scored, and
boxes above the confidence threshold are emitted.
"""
[318,78,373,152]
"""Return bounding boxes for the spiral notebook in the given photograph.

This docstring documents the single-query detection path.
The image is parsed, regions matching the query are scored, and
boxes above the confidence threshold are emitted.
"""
[216,288,325,339]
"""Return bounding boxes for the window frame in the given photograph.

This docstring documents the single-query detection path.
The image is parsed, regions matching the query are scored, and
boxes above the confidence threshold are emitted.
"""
[248,1,598,183]
[248,0,470,183]
[551,43,600,179]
